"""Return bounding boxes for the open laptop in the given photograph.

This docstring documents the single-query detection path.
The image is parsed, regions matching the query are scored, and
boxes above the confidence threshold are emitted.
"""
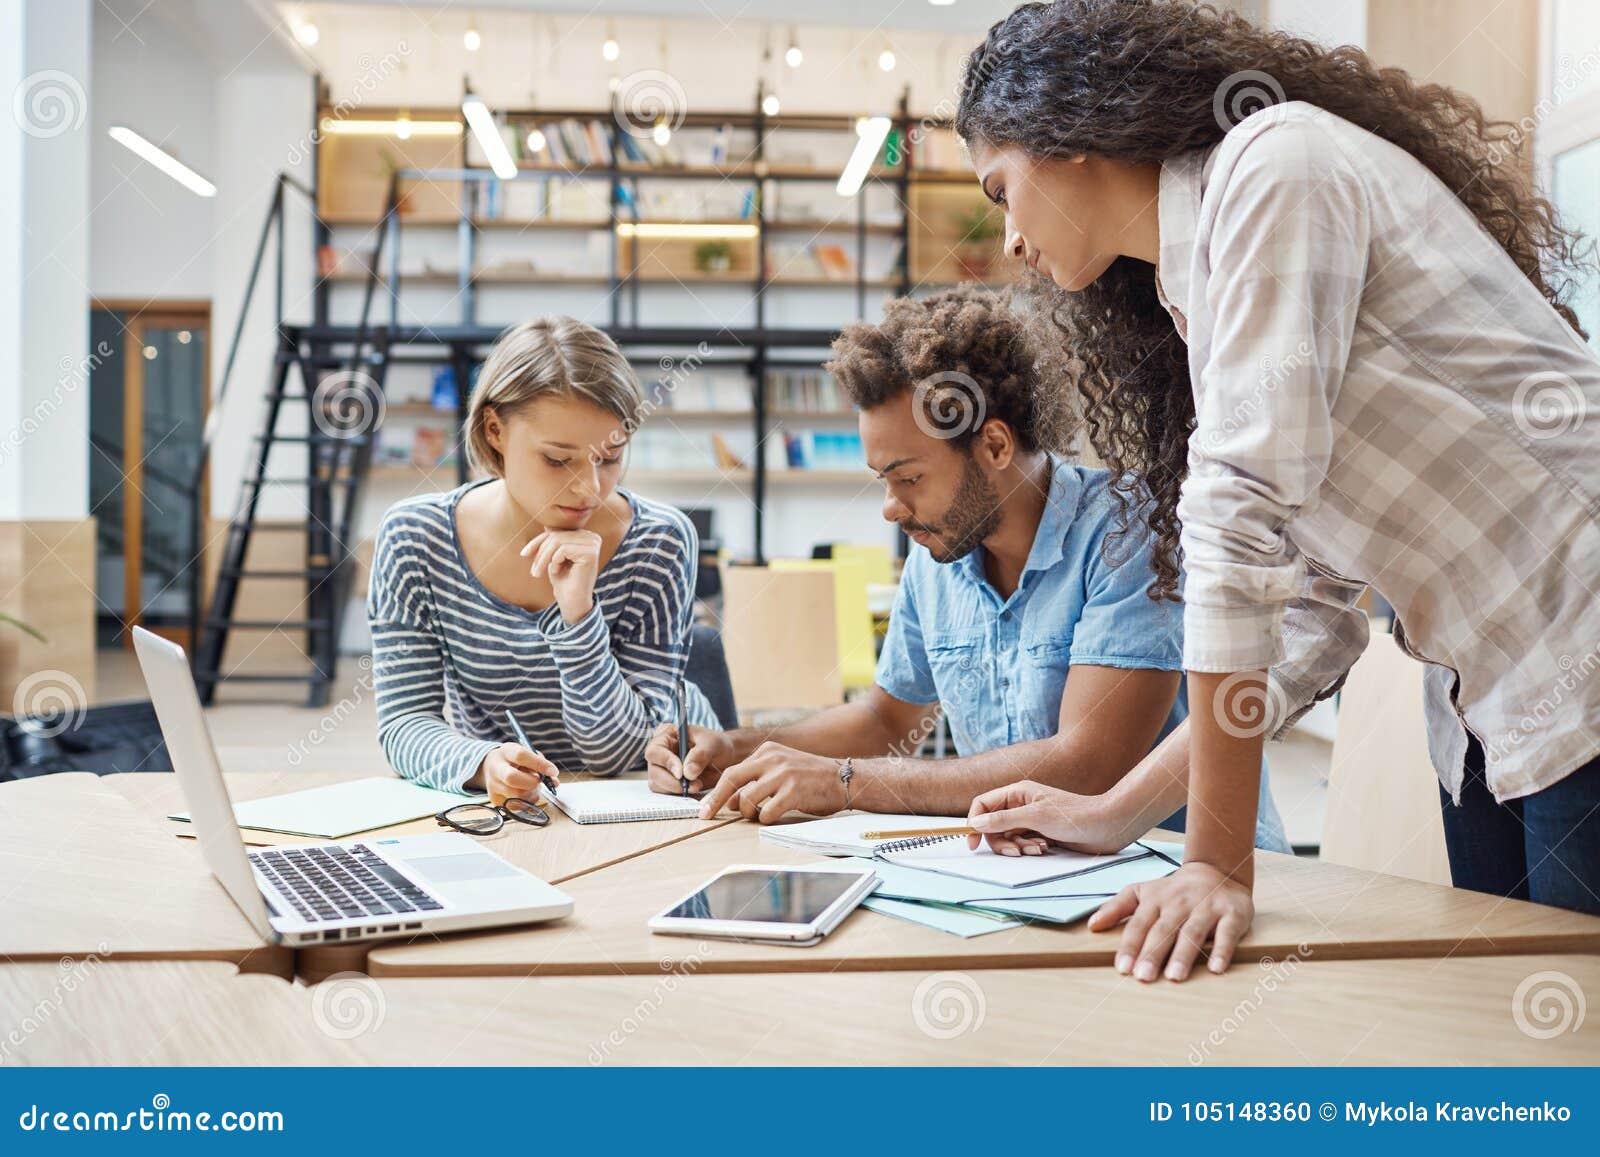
[132,627,573,948]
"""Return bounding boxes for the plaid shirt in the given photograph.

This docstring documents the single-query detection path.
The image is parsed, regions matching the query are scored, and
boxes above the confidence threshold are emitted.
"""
[1157,101,1600,803]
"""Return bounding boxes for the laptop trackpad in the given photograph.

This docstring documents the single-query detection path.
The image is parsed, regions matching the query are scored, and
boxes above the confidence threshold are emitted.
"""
[403,851,521,884]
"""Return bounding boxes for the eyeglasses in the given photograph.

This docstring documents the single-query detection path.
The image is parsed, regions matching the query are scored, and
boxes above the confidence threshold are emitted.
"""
[435,797,550,835]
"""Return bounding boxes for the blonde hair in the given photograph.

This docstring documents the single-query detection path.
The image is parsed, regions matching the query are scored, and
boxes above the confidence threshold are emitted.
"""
[466,317,646,477]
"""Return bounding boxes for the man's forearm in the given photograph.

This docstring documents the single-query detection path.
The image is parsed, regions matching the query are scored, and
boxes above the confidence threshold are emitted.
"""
[848,732,1130,817]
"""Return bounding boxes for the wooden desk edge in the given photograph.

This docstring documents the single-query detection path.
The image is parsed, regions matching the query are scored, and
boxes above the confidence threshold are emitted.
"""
[293,816,741,984]
[366,927,1600,980]
[6,945,294,981]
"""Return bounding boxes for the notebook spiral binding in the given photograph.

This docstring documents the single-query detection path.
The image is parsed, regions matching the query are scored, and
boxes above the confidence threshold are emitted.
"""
[873,833,961,858]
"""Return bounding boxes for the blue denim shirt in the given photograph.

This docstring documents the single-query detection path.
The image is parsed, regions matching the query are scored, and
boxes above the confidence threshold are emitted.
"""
[876,457,1289,852]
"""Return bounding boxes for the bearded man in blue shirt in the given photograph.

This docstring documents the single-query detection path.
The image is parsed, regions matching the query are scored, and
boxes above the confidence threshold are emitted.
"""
[646,287,1288,852]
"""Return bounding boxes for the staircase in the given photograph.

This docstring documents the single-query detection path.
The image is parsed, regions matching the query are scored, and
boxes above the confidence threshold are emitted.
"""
[190,173,397,707]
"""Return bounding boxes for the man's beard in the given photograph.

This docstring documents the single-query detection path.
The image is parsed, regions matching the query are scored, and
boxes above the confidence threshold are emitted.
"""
[908,456,1003,563]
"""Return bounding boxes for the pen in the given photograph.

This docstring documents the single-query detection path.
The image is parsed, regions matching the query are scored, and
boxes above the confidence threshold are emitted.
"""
[504,709,558,798]
[675,677,690,797]
[861,825,979,840]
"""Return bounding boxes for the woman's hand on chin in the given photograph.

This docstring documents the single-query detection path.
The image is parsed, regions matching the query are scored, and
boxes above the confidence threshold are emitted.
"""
[522,528,602,624]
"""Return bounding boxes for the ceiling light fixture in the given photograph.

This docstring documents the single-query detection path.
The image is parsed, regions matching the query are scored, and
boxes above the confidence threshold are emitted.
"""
[461,93,517,179]
[108,126,217,197]
[837,115,891,197]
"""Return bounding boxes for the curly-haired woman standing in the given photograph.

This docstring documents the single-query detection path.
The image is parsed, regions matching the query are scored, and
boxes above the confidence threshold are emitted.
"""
[955,0,1600,981]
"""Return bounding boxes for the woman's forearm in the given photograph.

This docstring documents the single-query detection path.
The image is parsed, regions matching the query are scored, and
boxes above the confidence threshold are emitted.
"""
[1096,716,1197,846]
[1182,671,1265,886]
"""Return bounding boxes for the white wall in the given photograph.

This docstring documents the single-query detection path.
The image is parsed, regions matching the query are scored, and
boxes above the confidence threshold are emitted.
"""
[89,10,216,299]
[1,0,92,523]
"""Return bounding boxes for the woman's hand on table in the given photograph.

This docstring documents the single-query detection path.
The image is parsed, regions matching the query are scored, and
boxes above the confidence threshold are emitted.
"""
[522,529,602,624]
[644,723,734,795]
[1088,863,1254,982]
[478,743,560,806]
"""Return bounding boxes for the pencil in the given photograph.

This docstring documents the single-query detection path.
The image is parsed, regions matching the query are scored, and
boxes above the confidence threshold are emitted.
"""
[504,709,558,797]
[861,825,978,840]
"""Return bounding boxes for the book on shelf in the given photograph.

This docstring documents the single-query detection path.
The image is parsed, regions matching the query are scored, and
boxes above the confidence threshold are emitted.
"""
[782,430,864,472]
[710,433,747,470]
[768,368,845,412]
[646,367,753,412]
[410,427,451,470]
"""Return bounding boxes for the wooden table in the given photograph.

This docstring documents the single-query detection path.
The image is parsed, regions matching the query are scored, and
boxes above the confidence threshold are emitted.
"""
[0,961,361,1065]
[346,953,1600,1065]
[0,774,291,977]
[367,818,1600,978]
[104,770,735,981]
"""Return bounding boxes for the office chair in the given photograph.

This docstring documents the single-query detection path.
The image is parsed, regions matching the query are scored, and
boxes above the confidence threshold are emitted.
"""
[684,622,739,729]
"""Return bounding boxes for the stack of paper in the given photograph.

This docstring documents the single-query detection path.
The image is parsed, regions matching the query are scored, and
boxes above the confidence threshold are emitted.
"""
[761,815,1183,937]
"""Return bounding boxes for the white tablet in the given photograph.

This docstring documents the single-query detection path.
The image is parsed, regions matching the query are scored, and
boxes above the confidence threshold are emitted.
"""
[647,863,878,946]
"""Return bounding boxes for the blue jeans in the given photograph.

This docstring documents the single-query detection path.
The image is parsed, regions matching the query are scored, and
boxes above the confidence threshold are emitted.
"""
[1439,737,1600,915]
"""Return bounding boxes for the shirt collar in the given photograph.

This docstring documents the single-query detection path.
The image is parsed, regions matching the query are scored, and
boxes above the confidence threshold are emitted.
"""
[1156,147,1209,339]
[954,454,1081,589]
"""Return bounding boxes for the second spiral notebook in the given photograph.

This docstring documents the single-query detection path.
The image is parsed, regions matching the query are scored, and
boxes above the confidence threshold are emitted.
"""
[871,833,1147,888]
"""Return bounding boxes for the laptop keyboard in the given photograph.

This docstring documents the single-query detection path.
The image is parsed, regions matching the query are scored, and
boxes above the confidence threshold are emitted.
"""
[248,843,444,925]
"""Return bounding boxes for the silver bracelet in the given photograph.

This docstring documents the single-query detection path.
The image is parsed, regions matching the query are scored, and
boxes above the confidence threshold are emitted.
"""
[837,757,855,811]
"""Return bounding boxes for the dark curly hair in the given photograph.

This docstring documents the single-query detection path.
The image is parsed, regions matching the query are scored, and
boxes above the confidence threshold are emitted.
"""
[956,0,1592,601]
[826,284,1069,455]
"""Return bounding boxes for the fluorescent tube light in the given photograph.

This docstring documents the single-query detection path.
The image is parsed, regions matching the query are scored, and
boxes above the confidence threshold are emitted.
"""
[107,126,216,197]
[319,118,462,138]
[461,94,517,180]
[616,222,759,240]
[836,116,892,197]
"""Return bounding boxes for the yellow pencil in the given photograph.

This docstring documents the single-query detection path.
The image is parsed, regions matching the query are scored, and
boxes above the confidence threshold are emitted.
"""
[861,825,977,840]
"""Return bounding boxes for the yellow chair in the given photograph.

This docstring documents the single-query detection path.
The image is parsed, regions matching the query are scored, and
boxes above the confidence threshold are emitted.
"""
[828,543,894,586]
[769,557,878,691]
[718,565,843,713]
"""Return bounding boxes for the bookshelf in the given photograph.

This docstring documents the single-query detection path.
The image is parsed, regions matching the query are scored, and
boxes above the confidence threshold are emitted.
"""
[312,89,1005,560]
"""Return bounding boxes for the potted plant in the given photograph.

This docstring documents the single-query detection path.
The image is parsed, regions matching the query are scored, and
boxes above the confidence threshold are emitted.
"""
[694,240,733,274]
[0,614,45,643]
[953,204,1004,281]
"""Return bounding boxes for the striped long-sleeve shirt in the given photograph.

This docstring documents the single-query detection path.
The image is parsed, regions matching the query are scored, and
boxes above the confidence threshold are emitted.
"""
[367,483,720,791]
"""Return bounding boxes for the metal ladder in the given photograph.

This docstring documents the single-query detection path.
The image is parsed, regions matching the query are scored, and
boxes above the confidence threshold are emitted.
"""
[190,173,397,707]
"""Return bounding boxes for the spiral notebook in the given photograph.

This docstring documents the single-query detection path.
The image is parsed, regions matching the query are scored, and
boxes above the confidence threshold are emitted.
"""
[870,832,1147,888]
[537,779,702,825]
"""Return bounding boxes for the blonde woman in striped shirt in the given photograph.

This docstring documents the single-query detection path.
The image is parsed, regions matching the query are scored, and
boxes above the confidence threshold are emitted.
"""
[367,317,718,804]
